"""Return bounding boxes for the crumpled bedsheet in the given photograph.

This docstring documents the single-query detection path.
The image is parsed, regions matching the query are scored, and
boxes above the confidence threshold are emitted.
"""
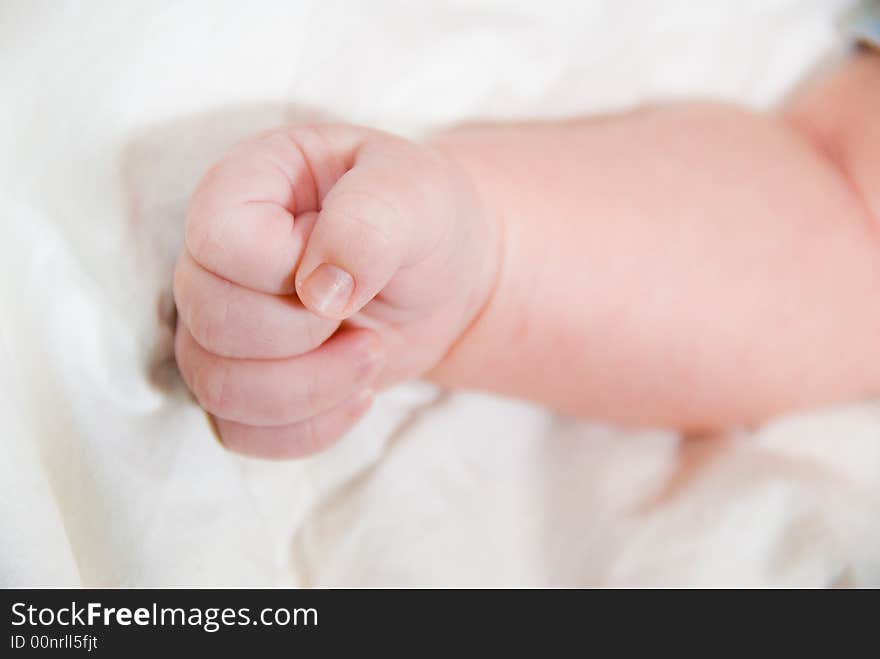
[1,0,878,586]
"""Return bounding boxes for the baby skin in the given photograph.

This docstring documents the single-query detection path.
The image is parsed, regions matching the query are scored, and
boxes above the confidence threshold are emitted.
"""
[174,50,880,459]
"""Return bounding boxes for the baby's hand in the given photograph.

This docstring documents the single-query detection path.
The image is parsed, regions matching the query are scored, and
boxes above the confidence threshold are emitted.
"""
[173,124,496,458]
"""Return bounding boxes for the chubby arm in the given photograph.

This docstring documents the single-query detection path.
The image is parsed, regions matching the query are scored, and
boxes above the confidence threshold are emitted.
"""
[429,50,880,431]
[175,51,880,459]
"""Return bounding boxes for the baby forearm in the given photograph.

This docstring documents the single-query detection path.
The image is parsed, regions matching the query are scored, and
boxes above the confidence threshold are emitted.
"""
[430,59,880,430]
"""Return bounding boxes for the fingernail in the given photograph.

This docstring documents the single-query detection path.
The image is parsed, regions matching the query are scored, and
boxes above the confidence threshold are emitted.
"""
[301,263,354,317]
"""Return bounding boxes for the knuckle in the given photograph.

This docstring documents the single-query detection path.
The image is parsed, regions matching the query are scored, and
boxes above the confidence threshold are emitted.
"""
[193,359,230,416]
[187,283,232,356]
[188,305,220,355]
[185,163,229,267]
[328,188,400,249]
[288,123,330,158]
[184,209,213,268]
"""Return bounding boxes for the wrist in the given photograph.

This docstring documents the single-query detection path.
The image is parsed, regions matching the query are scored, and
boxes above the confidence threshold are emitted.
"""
[423,133,506,386]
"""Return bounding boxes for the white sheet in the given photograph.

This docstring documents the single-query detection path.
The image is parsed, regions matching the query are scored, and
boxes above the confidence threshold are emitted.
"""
[1,0,878,587]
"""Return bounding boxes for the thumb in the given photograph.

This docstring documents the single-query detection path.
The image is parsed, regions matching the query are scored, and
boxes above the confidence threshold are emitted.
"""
[295,136,426,320]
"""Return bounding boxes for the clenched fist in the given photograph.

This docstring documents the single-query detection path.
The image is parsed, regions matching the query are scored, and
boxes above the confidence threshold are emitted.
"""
[173,124,498,458]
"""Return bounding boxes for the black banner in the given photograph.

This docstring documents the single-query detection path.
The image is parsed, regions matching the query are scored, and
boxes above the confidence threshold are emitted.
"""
[3,588,585,654]
[0,587,872,653]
